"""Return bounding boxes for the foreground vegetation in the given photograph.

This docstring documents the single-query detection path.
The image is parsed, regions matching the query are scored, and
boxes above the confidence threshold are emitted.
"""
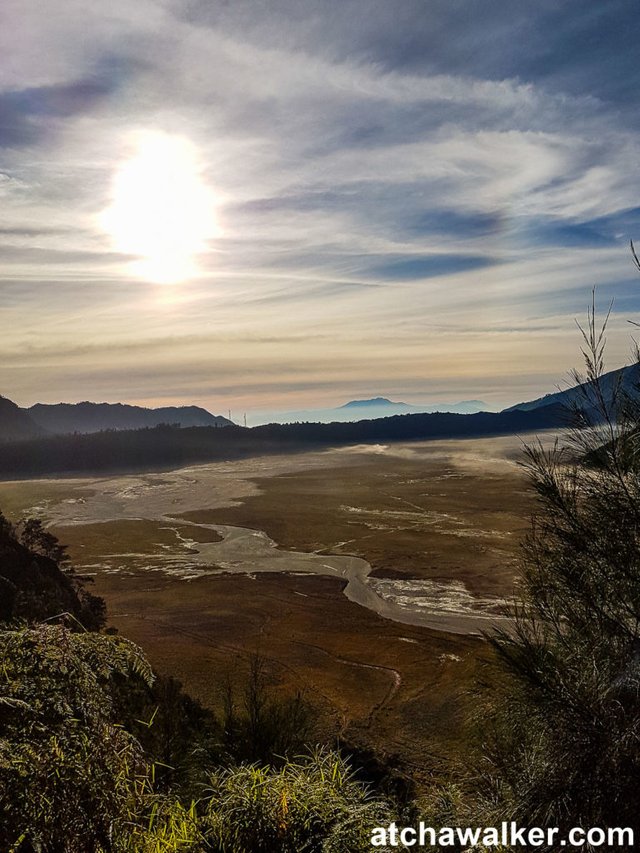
[470,307,640,846]
[0,620,396,852]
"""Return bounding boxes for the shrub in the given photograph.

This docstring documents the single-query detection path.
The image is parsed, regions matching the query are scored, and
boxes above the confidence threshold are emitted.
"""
[478,294,640,842]
[0,625,154,852]
[202,748,400,852]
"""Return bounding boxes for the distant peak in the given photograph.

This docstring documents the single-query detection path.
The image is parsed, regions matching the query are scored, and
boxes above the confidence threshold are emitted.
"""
[340,397,399,408]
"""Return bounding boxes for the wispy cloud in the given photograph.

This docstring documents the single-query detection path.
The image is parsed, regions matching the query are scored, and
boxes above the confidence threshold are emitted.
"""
[1,0,639,413]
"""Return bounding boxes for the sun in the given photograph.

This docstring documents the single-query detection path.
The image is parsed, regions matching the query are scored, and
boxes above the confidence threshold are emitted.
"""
[101,131,219,284]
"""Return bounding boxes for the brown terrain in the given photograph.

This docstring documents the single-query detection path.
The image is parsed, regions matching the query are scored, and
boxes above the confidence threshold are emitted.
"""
[0,433,549,778]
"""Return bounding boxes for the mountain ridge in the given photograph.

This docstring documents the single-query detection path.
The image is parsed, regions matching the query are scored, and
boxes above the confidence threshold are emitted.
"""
[27,401,232,435]
[503,363,640,414]
[0,396,44,442]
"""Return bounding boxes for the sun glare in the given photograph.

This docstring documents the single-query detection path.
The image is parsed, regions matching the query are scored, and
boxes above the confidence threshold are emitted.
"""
[101,131,219,284]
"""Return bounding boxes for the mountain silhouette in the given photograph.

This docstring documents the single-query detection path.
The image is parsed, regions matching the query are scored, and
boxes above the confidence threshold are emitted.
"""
[0,396,43,442]
[27,401,232,434]
[503,363,640,414]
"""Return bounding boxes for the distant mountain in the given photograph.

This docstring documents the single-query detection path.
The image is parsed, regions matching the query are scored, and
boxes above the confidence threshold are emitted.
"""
[503,363,640,414]
[248,397,489,426]
[0,396,43,442]
[340,397,411,410]
[27,402,232,435]
[0,403,567,479]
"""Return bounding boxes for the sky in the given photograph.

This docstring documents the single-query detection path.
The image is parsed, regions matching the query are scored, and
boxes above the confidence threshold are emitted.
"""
[1,0,640,417]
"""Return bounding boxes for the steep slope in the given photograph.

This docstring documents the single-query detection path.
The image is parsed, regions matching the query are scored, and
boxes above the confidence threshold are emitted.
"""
[0,515,104,627]
[28,401,232,434]
[504,363,640,413]
[0,396,44,442]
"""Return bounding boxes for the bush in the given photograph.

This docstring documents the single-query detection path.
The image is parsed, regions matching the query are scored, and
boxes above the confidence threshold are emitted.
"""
[477,296,640,842]
[221,653,315,765]
[0,625,154,852]
[202,748,400,852]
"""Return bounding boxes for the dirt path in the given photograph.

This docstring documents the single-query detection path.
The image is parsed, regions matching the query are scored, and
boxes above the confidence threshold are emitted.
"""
[293,640,402,730]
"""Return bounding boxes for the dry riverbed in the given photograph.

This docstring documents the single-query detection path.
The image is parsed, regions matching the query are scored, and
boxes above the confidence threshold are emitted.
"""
[0,433,552,770]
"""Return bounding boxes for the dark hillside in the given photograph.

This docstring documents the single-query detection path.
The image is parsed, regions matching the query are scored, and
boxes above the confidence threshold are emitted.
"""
[28,401,232,433]
[504,362,640,413]
[0,396,43,442]
[0,514,104,627]
[0,402,567,478]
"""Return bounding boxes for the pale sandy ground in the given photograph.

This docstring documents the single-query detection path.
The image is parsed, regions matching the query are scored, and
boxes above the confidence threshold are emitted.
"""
[0,431,560,635]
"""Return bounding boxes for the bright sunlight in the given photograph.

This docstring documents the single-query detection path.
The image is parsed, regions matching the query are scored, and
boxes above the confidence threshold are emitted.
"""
[101,131,219,284]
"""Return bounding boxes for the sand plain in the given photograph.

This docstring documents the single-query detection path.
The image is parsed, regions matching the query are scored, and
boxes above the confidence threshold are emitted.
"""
[0,432,553,774]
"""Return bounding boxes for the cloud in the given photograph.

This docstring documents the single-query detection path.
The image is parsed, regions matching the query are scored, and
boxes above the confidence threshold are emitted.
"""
[1,0,640,412]
[0,77,120,148]
[367,254,501,281]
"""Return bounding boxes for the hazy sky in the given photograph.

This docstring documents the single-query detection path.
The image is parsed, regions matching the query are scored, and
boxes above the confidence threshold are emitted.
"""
[2,0,640,415]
